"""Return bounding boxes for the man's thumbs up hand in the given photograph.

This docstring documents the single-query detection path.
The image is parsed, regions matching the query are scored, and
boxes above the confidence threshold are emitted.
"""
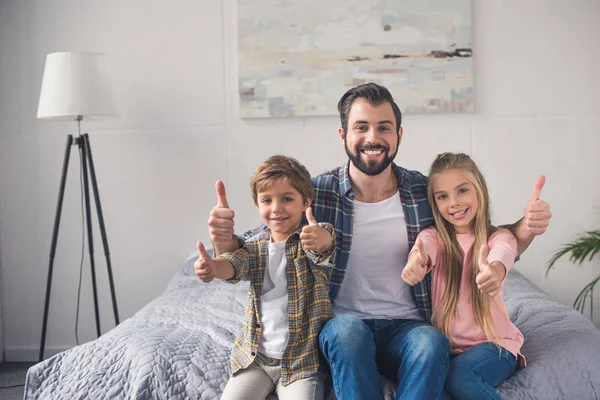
[208,180,237,256]
[216,180,230,209]
[523,175,551,236]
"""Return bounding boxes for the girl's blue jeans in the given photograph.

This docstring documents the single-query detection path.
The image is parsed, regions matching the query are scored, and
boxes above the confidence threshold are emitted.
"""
[440,342,519,400]
[318,314,450,400]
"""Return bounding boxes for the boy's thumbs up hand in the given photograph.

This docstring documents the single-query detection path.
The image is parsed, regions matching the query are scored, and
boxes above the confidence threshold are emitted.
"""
[195,241,216,283]
[306,207,318,226]
[475,244,504,297]
[300,207,332,252]
[402,239,429,286]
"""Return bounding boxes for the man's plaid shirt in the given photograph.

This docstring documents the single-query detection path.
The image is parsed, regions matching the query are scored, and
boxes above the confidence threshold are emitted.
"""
[310,161,434,321]
[221,224,335,386]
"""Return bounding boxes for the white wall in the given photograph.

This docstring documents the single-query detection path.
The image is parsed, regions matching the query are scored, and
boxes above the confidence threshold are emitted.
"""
[0,0,599,361]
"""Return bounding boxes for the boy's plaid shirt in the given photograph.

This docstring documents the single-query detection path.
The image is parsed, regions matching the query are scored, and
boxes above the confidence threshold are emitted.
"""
[221,223,335,386]
[310,161,434,321]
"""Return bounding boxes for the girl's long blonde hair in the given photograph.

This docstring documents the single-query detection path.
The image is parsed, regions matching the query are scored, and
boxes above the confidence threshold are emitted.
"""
[427,153,497,344]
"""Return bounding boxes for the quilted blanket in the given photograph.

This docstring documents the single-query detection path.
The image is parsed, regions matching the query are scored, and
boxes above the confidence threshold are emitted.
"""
[24,253,600,399]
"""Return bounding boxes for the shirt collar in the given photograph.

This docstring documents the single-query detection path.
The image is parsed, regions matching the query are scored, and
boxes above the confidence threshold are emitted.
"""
[250,226,304,243]
[338,161,354,198]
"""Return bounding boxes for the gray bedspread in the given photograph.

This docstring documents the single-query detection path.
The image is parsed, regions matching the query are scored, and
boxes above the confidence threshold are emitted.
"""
[25,254,600,399]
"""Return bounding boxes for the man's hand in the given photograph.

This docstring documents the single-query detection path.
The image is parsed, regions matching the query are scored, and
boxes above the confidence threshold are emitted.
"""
[475,244,505,297]
[208,181,238,256]
[300,207,332,252]
[195,241,215,283]
[510,176,552,256]
[402,239,428,286]
[523,176,551,237]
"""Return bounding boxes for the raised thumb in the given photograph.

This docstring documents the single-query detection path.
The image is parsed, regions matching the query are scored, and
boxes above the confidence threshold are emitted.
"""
[306,207,318,225]
[478,244,489,270]
[215,180,230,208]
[528,175,546,201]
[197,241,210,259]
[416,239,427,265]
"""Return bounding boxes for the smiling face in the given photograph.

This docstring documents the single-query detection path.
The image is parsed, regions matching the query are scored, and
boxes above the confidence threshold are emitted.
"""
[256,178,311,242]
[431,169,479,234]
[339,98,402,176]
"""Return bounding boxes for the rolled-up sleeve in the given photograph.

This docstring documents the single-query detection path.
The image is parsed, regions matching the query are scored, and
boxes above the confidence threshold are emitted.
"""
[304,222,336,267]
[220,243,256,283]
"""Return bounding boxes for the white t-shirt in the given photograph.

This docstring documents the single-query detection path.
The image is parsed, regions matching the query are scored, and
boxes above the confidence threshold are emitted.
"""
[332,191,423,321]
[257,240,289,358]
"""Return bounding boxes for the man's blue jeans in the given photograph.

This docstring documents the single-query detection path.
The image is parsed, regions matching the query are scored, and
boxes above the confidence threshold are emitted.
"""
[441,342,518,400]
[319,314,450,400]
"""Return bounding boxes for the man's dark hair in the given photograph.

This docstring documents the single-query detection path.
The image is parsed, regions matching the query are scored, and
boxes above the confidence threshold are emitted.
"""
[337,83,402,134]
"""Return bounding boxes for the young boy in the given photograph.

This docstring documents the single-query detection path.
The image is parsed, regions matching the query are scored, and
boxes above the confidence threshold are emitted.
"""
[194,155,335,400]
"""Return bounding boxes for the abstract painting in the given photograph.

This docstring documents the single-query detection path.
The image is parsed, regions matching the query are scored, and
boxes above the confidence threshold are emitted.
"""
[238,0,473,118]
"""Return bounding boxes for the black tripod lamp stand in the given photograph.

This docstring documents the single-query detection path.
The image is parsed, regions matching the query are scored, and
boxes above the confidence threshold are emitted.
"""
[37,52,120,361]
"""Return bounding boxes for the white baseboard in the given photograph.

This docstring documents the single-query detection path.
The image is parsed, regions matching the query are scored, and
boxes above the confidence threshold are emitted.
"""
[5,346,70,362]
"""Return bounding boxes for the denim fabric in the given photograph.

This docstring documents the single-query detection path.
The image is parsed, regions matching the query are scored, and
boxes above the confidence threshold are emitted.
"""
[440,342,518,400]
[319,315,450,400]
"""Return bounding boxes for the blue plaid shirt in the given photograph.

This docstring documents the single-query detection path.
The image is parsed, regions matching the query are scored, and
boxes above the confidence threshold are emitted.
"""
[242,161,435,321]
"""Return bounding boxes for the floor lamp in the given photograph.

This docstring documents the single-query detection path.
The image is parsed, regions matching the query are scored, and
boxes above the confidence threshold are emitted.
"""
[37,52,120,362]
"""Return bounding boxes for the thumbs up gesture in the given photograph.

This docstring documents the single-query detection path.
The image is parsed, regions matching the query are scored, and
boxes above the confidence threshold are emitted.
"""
[208,181,237,255]
[300,207,332,252]
[402,239,429,286]
[475,244,505,297]
[194,241,216,283]
[523,176,551,236]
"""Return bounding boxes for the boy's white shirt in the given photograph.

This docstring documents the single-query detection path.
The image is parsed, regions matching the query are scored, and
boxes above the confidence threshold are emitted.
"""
[257,239,289,358]
[333,191,422,321]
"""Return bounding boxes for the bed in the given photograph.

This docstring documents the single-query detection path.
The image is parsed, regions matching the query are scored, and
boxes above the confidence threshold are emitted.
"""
[25,251,600,399]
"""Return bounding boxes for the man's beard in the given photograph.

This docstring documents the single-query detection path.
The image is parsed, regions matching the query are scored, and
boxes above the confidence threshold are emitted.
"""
[345,138,398,176]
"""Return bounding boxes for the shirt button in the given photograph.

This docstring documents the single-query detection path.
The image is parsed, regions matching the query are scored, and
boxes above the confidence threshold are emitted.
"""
[251,351,256,356]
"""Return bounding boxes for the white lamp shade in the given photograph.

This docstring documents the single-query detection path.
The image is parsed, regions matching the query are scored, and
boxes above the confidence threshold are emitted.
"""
[37,52,116,119]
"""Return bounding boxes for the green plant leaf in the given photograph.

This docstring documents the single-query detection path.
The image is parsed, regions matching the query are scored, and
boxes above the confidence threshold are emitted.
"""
[547,230,600,319]
[572,275,600,315]
[546,230,600,277]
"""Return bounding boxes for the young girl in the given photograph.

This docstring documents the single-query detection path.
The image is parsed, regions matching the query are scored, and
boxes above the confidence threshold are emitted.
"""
[401,152,524,400]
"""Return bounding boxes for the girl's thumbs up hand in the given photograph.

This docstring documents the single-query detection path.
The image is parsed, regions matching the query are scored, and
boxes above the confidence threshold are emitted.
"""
[402,239,429,286]
[476,244,505,297]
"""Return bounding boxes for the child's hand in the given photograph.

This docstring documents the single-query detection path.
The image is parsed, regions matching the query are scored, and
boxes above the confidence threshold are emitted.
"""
[402,239,428,286]
[476,244,505,296]
[194,241,216,283]
[300,207,332,252]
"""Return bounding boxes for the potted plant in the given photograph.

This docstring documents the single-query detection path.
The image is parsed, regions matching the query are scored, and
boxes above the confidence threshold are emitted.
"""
[547,230,600,320]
